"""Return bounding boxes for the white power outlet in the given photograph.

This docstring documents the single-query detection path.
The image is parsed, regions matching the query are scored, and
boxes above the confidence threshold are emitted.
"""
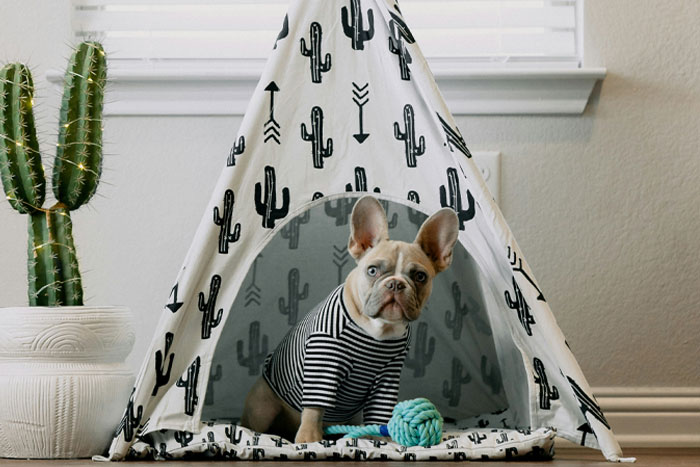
[471,151,501,205]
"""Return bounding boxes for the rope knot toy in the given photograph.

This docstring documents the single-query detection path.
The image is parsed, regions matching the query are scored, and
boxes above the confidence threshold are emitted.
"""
[324,398,443,447]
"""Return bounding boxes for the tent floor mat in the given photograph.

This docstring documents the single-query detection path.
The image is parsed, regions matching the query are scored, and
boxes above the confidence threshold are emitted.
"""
[128,423,556,461]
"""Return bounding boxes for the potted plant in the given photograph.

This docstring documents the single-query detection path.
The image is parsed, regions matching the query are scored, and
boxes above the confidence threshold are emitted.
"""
[0,42,135,458]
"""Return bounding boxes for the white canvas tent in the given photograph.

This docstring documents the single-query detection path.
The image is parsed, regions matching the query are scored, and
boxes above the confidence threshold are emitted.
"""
[104,0,632,462]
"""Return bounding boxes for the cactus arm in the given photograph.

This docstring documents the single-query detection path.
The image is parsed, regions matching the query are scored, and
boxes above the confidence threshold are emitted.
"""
[300,38,310,56]
[53,42,106,210]
[278,187,290,220]
[393,121,405,140]
[300,123,311,141]
[231,223,241,242]
[0,64,45,214]
[366,9,375,40]
[341,5,352,40]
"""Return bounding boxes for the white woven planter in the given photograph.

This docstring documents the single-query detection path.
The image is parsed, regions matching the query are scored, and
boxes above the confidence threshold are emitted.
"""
[0,306,135,459]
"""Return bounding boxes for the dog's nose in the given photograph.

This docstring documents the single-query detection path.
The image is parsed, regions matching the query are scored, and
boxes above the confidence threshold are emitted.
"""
[385,279,406,291]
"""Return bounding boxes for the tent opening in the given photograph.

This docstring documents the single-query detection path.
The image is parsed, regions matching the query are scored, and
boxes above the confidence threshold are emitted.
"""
[202,196,525,426]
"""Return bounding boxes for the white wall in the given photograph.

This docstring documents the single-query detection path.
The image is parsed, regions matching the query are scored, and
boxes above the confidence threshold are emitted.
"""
[1,0,698,393]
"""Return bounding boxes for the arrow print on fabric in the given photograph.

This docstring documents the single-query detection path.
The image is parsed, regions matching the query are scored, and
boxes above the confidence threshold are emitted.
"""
[264,82,281,145]
[507,246,546,302]
[352,82,370,144]
[166,283,184,313]
[245,255,262,307]
[333,244,350,284]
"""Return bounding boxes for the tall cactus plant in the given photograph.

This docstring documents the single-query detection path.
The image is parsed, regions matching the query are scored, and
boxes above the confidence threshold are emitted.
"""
[0,42,107,307]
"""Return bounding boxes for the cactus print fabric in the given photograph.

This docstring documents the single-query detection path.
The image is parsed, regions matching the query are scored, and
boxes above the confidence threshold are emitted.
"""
[125,423,555,461]
[103,0,630,462]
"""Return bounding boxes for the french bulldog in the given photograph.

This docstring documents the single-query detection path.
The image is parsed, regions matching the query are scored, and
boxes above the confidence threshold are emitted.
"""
[240,195,459,443]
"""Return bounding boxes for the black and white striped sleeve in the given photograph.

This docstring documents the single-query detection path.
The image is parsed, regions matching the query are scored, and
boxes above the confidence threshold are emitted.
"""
[301,332,352,409]
[362,348,409,424]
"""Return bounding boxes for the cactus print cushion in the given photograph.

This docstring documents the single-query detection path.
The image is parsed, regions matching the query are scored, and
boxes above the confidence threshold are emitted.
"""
[103,0,630,463]
[124,423,556,461]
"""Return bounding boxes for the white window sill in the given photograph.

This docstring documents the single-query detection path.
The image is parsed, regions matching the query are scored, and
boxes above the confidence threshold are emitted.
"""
[46,63,606,116]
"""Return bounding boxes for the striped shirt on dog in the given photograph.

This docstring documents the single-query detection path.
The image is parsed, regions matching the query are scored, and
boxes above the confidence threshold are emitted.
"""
[262,285,411,424]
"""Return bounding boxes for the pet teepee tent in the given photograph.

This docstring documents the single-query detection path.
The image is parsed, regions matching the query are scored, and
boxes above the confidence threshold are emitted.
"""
[103,0,632,462]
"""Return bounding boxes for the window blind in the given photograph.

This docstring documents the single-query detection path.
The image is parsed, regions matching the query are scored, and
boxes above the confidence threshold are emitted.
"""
[72,0,581,70]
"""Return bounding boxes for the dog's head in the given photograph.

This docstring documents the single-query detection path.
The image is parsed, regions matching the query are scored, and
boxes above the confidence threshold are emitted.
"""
[347,196,459,323]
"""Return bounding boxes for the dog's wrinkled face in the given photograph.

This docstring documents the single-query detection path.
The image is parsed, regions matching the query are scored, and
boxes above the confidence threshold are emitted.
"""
[347,196,460,323]
[355,240,436,322]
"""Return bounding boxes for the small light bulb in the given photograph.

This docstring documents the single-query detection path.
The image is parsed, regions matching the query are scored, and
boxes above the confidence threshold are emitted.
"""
[78,163,85,170]
[16,141,22,147]
[64,124,69,128]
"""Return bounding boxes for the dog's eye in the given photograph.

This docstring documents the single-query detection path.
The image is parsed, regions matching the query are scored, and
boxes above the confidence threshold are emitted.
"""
[414,271,427,283]
[367,266,379,277]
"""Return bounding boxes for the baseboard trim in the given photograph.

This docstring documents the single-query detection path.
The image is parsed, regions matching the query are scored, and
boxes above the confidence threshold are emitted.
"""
[557,387,700,448]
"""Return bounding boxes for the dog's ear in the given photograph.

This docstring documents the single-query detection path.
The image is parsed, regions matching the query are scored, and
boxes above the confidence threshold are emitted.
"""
[415,208,460,273]
[348,196,389,259]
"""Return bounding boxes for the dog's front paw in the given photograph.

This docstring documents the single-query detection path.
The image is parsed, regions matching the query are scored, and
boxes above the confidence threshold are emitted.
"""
[295,426,323,444]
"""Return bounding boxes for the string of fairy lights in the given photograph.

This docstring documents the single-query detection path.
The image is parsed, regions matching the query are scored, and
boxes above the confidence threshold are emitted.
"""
[1,45,105,304]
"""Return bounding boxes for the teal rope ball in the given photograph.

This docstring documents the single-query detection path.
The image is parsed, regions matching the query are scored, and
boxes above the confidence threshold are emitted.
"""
[324,398,443,447]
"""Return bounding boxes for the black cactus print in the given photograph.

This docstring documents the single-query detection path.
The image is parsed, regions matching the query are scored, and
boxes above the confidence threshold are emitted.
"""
[405,321,435,377]
[442,357,472,406]
[325,198,354,226]
[388,19,413,80]
[468,432,487,445]
[438,113,471,158]
[300,22,331,83]
[534,358,559,410]
[504,277,535,336]
[116,387,143,442]
[213,189,241,254]
[280,210,310,250]
[274,14,289,49]
[301,106,333,168]
[481,355,503,395]
[377,197,399,229]
[227,135,245,167]
[342,0,375,50]
[394,104,425,167]
[174,431,193,448]
[345,166,379,192]
[254,165,290,229]
[176,356,201,416]
[152,332,175,396]
[440,167,476,230]
[445,282,471,340]
[237,321,269,375]
[279,268,309,325]
[252,448,266,460]
[226,424,243,444]
[199,274,224,339]
[567,376,611,429]
[204,364,222,406]
[407,190,427,227]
